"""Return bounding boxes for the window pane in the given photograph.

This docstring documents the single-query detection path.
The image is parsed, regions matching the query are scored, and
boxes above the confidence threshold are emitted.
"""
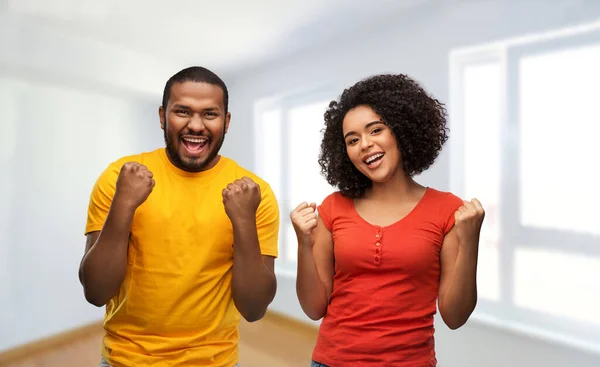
[254,108,283,204]
[285,224,299,264]
[253,107,285,259]
[286,100,333,263]
[462,62,502,301]
[514,248,600,325]
[519,44,600,236]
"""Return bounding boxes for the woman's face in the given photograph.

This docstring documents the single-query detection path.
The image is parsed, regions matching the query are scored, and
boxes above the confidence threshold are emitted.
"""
[342,105,402,184]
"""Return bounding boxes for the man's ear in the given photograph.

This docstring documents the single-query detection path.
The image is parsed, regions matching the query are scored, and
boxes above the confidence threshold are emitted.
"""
[224,112,231,134]
[159,106,165,130]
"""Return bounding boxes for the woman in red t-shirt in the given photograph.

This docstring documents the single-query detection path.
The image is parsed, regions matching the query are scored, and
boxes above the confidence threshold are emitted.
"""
[291,74,485,367]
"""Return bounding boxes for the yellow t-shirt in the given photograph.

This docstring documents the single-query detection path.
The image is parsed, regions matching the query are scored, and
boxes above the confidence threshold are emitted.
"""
[85,148,279,367]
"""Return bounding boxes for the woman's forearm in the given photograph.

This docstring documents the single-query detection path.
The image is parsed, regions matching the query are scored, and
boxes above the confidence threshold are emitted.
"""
[296,243,329,320]
[439,243,478,329]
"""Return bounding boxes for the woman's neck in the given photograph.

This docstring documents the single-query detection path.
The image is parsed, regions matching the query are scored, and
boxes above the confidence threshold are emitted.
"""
[365,170,424,203]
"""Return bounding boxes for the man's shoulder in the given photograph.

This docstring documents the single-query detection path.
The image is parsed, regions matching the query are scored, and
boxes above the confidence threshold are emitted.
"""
[94,149,163,185]
[221,156,271,189]
[107,148,163,169]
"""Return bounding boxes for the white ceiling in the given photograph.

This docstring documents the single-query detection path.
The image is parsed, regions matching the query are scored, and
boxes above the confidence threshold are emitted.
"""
[3,0,429,77]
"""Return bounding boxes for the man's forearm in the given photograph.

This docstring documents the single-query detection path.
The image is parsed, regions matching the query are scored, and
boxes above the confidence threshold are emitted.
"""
[440,243,478,329]
[80,199,134,306]
[231,218,277,322]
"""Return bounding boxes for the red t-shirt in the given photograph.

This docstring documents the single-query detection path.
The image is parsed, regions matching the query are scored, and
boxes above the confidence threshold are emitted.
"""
[312,187,463,367]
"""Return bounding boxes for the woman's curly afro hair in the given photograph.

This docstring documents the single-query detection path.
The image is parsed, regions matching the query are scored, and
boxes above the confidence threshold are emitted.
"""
[318,74,449,198]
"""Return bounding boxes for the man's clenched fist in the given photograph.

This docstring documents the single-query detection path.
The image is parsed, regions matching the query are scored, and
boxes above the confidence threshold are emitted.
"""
[115,162,155,210]
[222,177,262,224]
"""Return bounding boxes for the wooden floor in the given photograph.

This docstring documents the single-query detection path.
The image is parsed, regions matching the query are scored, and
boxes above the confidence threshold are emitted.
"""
[2,313,318,367]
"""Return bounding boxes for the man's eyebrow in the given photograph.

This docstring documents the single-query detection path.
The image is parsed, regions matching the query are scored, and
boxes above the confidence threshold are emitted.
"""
[171,104,190,110]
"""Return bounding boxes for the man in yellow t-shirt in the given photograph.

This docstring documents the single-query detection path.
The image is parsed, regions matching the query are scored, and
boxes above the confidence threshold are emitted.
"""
[79,66,279,367]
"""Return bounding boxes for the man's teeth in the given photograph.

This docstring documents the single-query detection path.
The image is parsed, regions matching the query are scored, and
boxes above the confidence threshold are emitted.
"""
[366,153,384,164]
[183,137,208,143]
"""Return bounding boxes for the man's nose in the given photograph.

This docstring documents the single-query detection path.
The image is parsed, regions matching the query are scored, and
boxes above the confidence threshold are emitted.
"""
[188,114,206,132]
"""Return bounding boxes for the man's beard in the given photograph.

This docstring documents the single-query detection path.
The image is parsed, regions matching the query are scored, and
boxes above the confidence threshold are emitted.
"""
[164,128,225,172]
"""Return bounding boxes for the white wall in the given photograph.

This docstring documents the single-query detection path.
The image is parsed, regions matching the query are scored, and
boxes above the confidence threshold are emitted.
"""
[2,1,599,365]
[0,11,168,352]
[227,0,600,366]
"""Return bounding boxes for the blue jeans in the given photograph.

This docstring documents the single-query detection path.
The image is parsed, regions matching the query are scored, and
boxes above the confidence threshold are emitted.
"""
[311,361,330,367]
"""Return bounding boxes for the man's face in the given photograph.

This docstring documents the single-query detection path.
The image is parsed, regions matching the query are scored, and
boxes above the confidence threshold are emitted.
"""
[159,81,230,172]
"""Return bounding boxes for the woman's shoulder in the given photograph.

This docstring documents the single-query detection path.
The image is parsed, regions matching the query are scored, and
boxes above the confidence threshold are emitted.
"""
[425,187,462,202]
[317,191,354,230]
[422,187,464,214]
[320,190,353,208]
[322,190,344,201]
[317,191,355,219]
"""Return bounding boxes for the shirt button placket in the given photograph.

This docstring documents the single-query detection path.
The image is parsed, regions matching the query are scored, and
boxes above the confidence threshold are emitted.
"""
[374,227,382,266]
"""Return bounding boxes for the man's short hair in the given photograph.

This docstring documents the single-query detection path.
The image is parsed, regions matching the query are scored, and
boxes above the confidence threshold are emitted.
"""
[162,66,229,113]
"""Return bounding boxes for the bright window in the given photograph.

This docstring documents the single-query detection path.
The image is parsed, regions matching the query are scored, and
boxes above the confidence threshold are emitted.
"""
[514,248,600,325]
[450,25,600,347]
[461,61,502,302]
[254,94,334,268]
[518,45,600,236]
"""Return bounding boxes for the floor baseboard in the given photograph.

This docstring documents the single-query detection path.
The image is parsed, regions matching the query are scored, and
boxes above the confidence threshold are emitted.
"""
[0,310,316,365]
[0,321,104,365]
[262,310,319,338]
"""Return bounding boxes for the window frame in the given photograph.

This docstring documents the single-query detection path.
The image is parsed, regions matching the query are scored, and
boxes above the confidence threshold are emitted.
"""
[449,24,600,350]
[449,45,508,323]
[505,30,600,256]
[253,88,335,274]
